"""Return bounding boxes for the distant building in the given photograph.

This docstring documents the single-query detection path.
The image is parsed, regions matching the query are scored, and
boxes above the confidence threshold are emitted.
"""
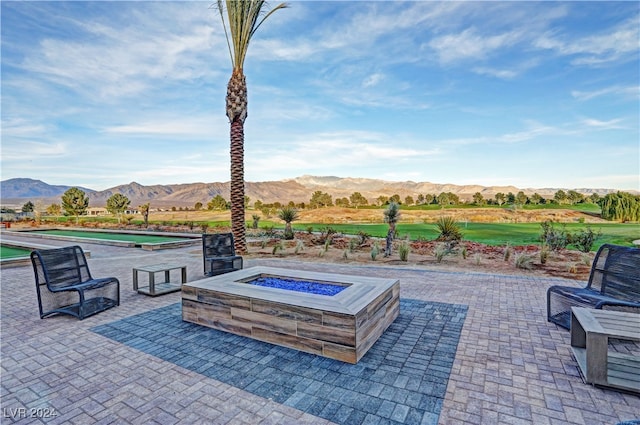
[87,207,108,216]
[87,207,139,216]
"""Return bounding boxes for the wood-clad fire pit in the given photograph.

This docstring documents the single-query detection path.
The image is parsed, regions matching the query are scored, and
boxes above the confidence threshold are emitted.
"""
[182,266,399,363]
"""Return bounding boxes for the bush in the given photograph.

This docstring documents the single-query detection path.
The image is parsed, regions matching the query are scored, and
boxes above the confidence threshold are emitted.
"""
[272,241,284,255]
[540,245,550,264]
[319,226,337,243]
[503,243,512,261]
[434,243,449,263]
[371,242,379,261]
[435,217,462,242]
[571,226,601,253]
[514,253,535,270]
[540,221,570,251]
[398,241,410,261]
[349,238,358,252]
[357,230,371,245]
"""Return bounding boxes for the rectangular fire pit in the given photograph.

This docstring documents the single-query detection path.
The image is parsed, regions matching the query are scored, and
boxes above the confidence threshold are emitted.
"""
[182,266,400,363]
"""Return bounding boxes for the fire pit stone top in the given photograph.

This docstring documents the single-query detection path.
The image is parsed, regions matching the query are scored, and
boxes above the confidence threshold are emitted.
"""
[184,266,399,315]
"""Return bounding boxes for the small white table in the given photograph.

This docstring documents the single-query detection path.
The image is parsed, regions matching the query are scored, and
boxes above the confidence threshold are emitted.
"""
[133,263,186,296]
[570,307,640,393]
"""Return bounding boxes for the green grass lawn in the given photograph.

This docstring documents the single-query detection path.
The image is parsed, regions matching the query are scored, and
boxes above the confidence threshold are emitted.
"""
[287,222,639,250]
[1,245,32,259]
[32,230,188,244]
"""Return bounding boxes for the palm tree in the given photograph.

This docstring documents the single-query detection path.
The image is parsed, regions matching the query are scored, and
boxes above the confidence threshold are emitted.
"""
[216,0,288,254]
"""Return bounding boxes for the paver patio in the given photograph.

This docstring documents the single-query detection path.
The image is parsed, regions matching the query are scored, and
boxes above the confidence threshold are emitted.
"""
[1,236,638,424]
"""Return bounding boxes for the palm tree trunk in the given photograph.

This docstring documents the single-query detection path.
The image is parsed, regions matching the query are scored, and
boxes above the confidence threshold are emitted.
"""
[230,119,247,254]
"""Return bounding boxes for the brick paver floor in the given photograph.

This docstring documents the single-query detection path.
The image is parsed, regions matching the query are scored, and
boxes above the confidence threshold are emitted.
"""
[1,237,638,424]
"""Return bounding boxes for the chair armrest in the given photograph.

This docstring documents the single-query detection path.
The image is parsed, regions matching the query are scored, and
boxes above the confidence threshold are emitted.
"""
[596,300,640,309]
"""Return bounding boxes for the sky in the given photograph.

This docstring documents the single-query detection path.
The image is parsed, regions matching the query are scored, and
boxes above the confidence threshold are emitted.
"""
[1,1,639,192]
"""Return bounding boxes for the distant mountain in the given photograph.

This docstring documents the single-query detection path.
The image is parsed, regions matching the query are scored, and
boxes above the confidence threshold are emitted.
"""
[0,175,634,208]
[0,178,94,198]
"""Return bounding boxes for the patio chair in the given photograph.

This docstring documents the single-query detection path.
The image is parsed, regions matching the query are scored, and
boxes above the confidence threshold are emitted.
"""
[547,244,640,329]
[202,233,243,276]
[31,245,120,320]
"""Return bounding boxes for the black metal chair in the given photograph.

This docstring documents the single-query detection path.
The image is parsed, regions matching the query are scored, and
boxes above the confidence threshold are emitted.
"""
[31,245,120,320]
[202,233,243,277]
[547,244,640,329]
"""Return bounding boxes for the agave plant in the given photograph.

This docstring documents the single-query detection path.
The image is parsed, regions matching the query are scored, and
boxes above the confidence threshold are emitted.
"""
[435,216,462,242]
[278,206,299,239]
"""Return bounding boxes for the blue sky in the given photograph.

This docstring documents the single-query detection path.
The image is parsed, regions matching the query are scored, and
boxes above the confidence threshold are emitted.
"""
[1,1,638,191]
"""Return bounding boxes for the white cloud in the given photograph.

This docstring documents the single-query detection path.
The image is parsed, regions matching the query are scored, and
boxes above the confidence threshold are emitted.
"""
[428,28,522,64]
[571,85,640,101]
[472,67,517,79]
[533,17,640,66]
[18,4,222,101]
[581,118,625,130]
[1,141,68,161]
[362,73,384,88]
[103,116,224,138]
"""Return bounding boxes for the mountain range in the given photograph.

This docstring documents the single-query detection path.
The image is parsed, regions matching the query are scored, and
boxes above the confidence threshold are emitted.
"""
[0,176,631,209]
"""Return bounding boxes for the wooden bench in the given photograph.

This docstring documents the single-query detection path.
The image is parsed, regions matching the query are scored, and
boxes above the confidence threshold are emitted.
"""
[547,244,640,329]
[31,245,120,320]
[570,307,639,393]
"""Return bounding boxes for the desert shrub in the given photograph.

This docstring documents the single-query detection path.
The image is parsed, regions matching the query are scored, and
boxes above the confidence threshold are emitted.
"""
[540,221,570,251]
[323,239,331,252]
[357,230,371,245]
[398,241,410,262]
[571,226,601,253]
[580,253,592,267]
[435,217,462,242]
[342,249,349,260]
[261,225,275,236]
[371,242,379,261]
[514,253,535,270]
[349,238,358,252]
[434,243,449,263]
[294,240,304,254]
[252,214,260,229]
[272,241,284,255]
[200,223,209,233]
[319,226,337,244]
[539,245,550,264]
[461,245,468,259]
[306,226,314,234]
[503,243,512,261]
[473,253,482,265]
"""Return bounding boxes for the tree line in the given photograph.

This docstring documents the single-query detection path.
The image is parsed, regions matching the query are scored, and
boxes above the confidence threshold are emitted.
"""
[10,187,640,223]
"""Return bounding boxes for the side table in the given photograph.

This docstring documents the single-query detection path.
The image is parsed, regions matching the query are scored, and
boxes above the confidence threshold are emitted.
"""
[570,307,640,393]
[133,263,187,296]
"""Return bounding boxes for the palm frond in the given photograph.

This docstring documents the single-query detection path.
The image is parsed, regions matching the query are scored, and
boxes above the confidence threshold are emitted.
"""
[217,0,288,70]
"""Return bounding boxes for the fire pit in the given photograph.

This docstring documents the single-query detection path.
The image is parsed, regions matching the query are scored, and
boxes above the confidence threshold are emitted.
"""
[182,266,399,363]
